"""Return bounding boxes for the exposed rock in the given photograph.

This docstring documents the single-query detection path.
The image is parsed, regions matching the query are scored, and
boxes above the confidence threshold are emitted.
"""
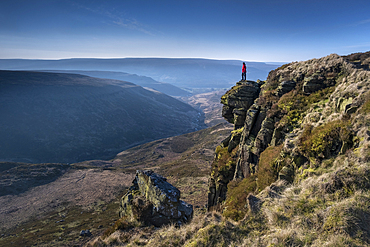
[220,134,232,148]
[337,97,353,112]
[80,229,92,237]
[222,105,234,123]
[207,166,235,211]
[276,80,296,97]
[120,170,193,227]
[254,117,275,156]
[271,126,283,146]
[221,83,261,124]
[208,82,261,209]
[240,104,260,145]
[234,146,254,179]
[208,52,368,219]
[345,105,359,114]
[278,165,295,183]
[228,129,243,153]
[233,108,247,129]
[303,73,326,94]
[245,194,261,215]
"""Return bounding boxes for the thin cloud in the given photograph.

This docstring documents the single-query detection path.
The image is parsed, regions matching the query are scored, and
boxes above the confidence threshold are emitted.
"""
[70,1,155,35]
[357,18,370,25]
[344,42,370,49]
[347,18,370,27]
[112,17,154,36]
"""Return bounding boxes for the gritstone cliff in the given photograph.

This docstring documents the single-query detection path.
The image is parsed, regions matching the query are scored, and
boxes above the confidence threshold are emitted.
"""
[208,52,370,219]
[86,51,370,246]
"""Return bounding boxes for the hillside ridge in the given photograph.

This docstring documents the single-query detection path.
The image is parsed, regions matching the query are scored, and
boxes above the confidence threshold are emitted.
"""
[0,58,281,88]
[90,51,370,246]
[0,70,205,163]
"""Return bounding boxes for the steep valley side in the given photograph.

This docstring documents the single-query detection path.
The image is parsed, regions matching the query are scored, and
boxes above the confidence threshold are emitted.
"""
[0,70,205,163]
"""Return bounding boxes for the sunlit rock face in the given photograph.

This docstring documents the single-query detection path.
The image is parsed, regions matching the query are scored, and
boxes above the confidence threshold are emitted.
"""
[120,170,193,227]
[208,52,370,214]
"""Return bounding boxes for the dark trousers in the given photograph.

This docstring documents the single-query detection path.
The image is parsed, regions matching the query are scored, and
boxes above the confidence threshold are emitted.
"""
[242,72,246,81]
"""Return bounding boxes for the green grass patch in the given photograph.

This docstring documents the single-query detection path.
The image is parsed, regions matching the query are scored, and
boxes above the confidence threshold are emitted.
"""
[360,92,370,114]
[211,146,238,179]
[298,120,352,159]
[257,145,283,192]
[277,86,335,130]
[222,176,257,221]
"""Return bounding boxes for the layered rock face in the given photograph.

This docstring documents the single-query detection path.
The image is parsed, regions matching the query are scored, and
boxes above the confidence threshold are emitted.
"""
[208,81,261,208]
[120,170,193,227]
[208,53,370,212]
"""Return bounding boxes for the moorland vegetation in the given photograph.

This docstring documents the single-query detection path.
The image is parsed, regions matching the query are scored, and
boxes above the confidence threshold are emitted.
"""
[92,51,370,246]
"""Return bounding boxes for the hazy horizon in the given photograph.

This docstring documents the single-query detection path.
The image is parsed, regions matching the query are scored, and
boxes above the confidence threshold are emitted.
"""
[0,57,283,64]
[1,0,370,62]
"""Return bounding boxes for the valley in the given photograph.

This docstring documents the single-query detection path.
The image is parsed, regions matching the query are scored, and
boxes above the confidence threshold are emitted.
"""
[2,51,370,246]
[0,123,232,246]
[0,70,205,163]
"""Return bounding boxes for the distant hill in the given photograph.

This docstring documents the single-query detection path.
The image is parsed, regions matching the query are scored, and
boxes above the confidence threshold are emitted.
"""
[0,70,205,163]
[38,70,191,97]
[0,58,282,89]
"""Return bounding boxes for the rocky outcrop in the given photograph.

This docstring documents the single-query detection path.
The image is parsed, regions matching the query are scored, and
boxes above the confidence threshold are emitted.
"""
[303,73,326,94]
[120,170,193,227]
[221,81,261,126]
[208,81,262,209]
[208,53,364,213]
[276,80,296,97]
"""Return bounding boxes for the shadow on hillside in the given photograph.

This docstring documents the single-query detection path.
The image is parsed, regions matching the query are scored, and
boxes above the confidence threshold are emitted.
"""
[0,162,70,196]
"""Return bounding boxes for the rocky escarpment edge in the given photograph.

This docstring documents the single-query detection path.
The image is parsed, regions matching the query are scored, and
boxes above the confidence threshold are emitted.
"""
[208,53,370,218]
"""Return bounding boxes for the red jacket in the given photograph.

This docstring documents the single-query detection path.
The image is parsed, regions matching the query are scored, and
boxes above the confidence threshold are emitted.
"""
[242,64,246,73]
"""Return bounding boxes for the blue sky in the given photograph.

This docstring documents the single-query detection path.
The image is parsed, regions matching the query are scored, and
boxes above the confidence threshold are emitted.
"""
[1,0,370,62]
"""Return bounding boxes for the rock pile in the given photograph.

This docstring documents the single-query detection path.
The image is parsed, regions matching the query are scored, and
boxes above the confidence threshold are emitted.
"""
[119,170,193,227]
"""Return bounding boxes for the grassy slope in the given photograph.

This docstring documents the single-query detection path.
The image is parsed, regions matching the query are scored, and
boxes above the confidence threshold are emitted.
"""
[0,123,232,246]
[89,53,370,246]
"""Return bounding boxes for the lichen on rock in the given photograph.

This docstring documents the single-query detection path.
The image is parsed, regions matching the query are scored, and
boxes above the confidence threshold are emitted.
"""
[207,52,368,220]
[120,170,193,227]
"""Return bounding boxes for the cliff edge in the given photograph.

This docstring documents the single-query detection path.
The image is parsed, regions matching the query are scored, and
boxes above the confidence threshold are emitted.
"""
[208,52,370,222]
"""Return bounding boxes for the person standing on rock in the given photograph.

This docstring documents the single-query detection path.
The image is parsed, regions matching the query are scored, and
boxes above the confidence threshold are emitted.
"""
[242,62,247,81]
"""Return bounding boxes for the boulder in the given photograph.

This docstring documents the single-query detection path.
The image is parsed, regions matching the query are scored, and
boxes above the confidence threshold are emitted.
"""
[80,230,92,237]
[245,194,261,215]
[120,170,193,227]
